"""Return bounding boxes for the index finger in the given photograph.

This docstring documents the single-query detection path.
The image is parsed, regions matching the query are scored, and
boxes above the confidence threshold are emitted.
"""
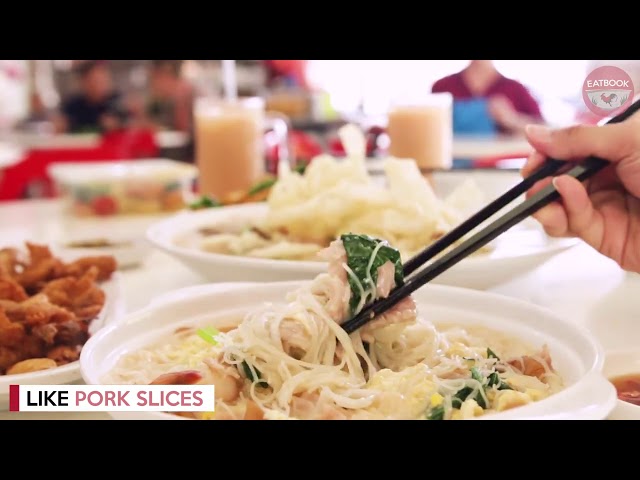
[520,151,546,178]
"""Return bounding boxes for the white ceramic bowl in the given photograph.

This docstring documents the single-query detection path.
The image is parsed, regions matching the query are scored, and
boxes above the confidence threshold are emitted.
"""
[603,349,640,420]
[146,203,576,289]
[0,273,125,410]
[81,282,616,420]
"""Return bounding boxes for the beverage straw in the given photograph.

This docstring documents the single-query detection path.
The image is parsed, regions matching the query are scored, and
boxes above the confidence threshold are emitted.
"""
[222,60,237,101]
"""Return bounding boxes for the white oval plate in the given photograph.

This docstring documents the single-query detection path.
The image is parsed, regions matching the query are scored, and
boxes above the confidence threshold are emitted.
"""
[81,281,615,420]
[147,202,577,289]
[0,268,125,411]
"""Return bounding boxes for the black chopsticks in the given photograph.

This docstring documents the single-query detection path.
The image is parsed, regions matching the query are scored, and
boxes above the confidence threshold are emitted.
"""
[342,98,640,335]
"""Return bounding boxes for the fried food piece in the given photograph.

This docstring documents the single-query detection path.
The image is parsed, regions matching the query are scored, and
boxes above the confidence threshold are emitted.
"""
[31,323,58,344]
[39,267,105,322]
[0,278,28,302]
[22,335,46,359]
[54,321,89,345]
[16,243,64,290]
[0,295,75,326]
[62,256,117,282]
[0,308,26,347]
[0,248,22,278]
[47,345,82,365]
[0,347,19,372]
[6,358,57,375]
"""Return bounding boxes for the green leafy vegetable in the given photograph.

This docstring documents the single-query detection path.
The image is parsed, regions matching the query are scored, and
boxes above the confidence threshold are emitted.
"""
[241,360,268,388]
[189,195,222,210]
[293,162,308,175]
[487,371,500,387]
[427,404,445,420]
[247,177,277,196]
[340,234,404,316]
[197,326,220,345]
[452,387,473,409]
[487,348,500,360]
[452,369,488,409]
[486,371,510,390]
[497,381,512,391]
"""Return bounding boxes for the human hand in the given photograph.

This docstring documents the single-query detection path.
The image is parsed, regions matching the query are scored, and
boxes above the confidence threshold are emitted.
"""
[522,118,640,273]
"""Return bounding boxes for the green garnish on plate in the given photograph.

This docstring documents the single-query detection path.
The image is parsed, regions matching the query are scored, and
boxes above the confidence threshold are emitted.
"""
[197,326,220,345]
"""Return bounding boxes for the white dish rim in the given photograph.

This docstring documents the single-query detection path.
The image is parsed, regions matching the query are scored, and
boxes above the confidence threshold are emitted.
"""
[146,203,579,272]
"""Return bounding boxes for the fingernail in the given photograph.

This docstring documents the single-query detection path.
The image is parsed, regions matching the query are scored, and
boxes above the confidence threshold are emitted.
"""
[526,124,552,144]
[551,176,559,190]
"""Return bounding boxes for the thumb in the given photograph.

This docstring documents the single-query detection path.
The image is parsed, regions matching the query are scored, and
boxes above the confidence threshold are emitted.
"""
[525,122,637,163]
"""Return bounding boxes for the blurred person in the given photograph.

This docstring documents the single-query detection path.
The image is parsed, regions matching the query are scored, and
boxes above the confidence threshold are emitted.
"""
[143,60,194,133]
[432,60,544,135]
[522,115,640,274]
[54,60,129,134]
[264,60,309,90]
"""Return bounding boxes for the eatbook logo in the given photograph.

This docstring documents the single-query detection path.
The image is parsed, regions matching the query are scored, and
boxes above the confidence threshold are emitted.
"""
[583,66,634,117]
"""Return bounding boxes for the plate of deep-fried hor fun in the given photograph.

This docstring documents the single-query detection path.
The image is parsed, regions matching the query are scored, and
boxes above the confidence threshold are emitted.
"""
[0,242,123,410]
[82,235,615,420]
[146,126,576,289]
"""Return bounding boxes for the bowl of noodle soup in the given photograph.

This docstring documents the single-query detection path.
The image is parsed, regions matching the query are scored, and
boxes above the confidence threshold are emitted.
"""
[82,270,615,420]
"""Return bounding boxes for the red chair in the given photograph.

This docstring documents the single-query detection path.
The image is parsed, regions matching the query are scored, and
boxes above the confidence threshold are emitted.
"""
[0,129,158,201]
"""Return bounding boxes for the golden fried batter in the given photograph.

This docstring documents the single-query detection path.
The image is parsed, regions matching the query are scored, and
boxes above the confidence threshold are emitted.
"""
[47,345,82,365]
[0,295,76,326]
[62,256,117,282]
[0,278,28,302]
[16,243,65,290]
[0,308,26,347]
[0,347,19,372]
[0,242,113,375]
[40,267,106,322]
[0,248,21,278]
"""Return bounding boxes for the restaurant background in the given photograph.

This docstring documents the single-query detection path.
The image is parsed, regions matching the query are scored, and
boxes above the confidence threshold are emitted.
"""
[1,59,638,202]
[0,59,639,421]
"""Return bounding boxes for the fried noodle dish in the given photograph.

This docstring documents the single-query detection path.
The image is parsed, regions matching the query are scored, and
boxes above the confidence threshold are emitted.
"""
[106,234,563,420]
[181,125,486,262]
[0,242,116,375]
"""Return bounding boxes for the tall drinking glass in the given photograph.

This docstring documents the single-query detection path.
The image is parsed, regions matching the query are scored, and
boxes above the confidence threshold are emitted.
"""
[194,97,289,199]
[387,93,453,171]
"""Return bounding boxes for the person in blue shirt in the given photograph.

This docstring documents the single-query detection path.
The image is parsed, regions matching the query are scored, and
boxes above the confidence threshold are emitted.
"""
[54,61,130,134]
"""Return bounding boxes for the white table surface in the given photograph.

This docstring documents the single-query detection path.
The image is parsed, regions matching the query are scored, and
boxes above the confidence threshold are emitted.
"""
[452,135,532,159]
[1,130,188,153]
[0,198,637,420]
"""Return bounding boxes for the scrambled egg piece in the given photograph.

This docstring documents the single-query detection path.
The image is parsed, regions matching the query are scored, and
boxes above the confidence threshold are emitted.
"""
[506,374,548,392]
[430,393,443,407]
[460,399,483,419]
[524,388,548,402]
[367,364,436,418]
[494,390,532,411]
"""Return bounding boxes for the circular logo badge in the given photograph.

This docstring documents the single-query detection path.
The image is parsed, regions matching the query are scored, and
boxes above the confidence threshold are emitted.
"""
[583,66,634,117]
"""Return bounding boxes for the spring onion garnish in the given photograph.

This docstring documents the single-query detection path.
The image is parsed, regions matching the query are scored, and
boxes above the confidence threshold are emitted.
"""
[197,326,220,345]
[487,348,500,360]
